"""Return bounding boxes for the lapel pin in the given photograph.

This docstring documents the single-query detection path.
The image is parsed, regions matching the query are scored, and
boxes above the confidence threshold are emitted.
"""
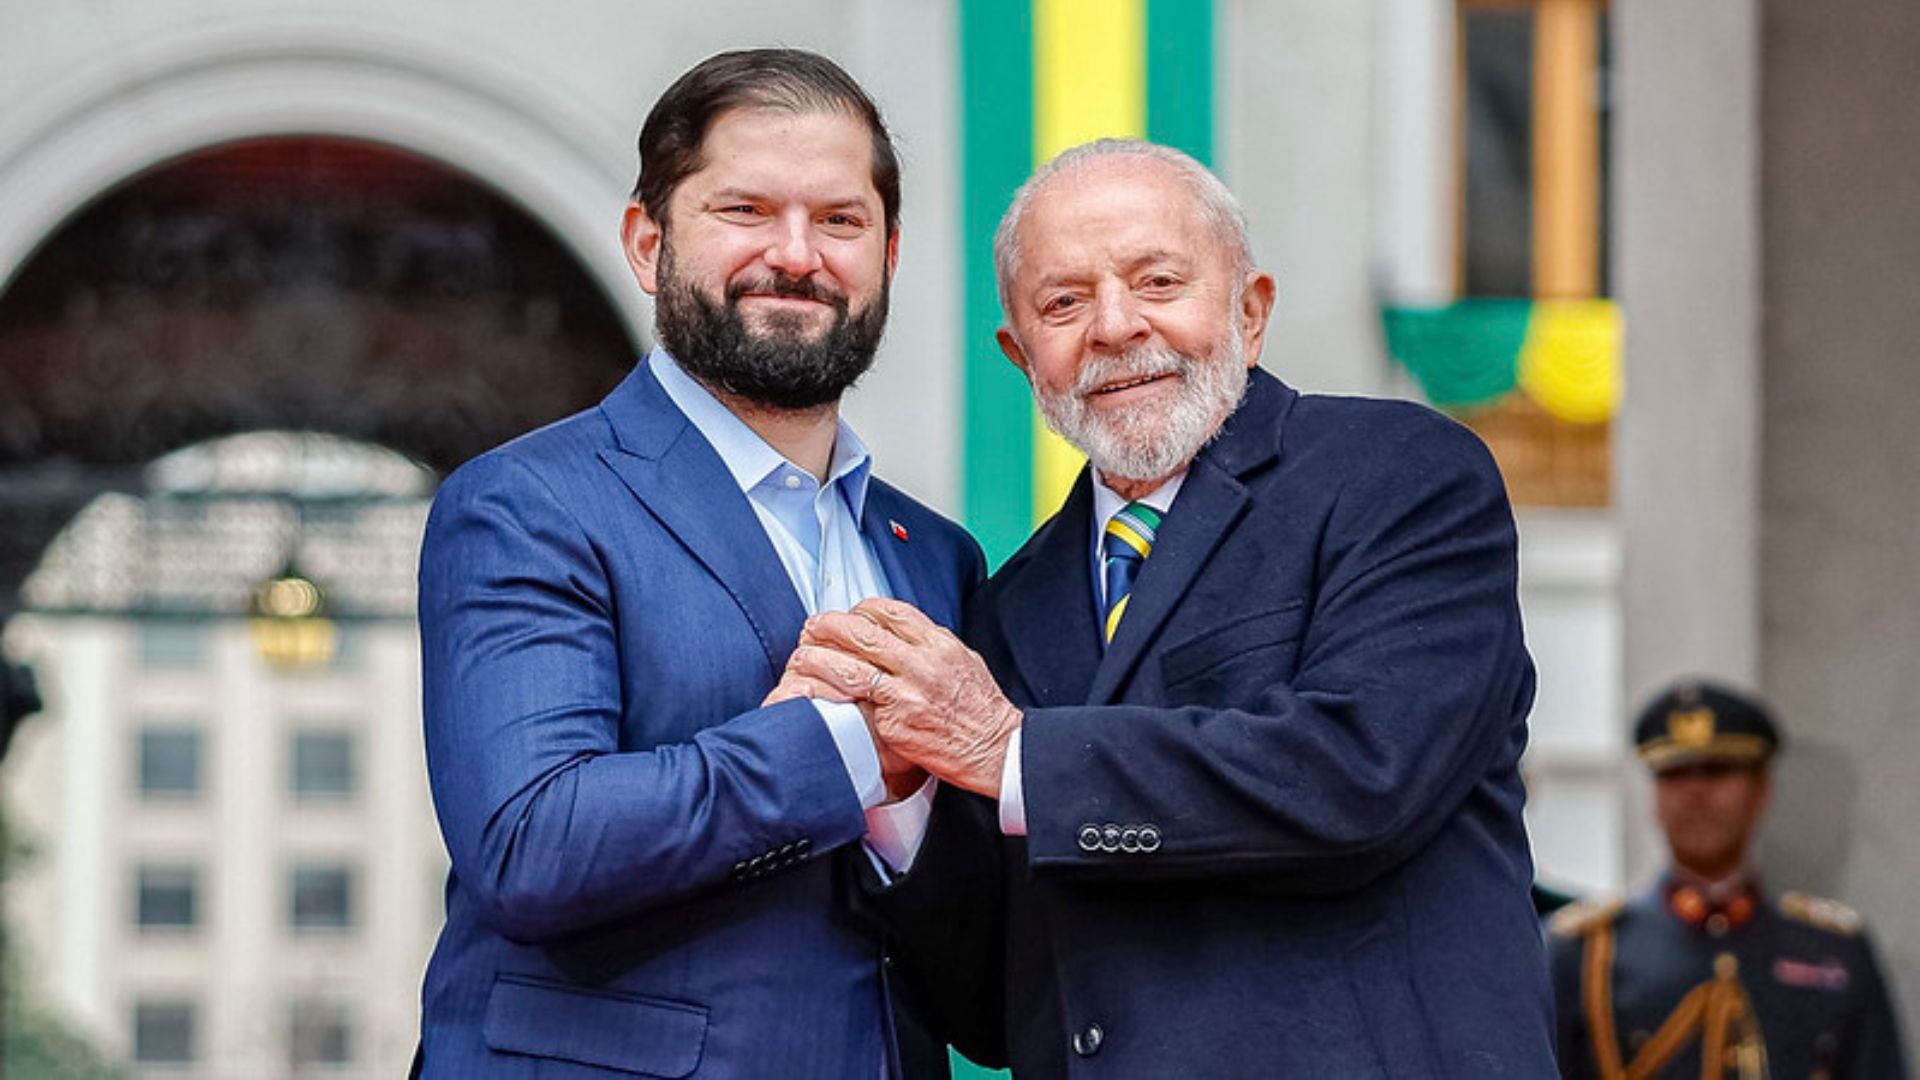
[889,519,909,542]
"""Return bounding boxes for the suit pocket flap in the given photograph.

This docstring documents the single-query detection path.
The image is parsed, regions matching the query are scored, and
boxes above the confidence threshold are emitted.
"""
[483,974,707,1077]
[1160,601,1307,687]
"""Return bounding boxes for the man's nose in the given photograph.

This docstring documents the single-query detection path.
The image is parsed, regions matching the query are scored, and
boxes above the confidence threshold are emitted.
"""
[1087,285,1149,352]
[763,212,825,277]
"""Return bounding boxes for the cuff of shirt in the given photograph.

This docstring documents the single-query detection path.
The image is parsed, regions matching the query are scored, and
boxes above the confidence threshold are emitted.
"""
[998,727,1027,836]
[864,775,937,876]
[814,699,884,809]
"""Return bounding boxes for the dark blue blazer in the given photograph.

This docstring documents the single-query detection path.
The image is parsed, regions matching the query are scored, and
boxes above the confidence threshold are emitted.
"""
[416,358,983,1078]
[884,369,1556,1078]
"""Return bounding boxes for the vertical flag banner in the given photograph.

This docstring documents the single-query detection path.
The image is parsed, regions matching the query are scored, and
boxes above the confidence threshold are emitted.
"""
[961,0,1213,567]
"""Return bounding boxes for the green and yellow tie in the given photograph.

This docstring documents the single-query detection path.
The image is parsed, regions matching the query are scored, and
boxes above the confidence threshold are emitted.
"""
[1102,502,1161,642]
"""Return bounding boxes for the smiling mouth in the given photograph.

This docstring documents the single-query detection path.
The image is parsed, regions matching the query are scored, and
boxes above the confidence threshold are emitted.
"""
[741,293,830,306]
[1091,371,1178,396]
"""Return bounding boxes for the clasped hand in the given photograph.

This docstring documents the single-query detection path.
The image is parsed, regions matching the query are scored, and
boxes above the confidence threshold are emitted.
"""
[763,597,1022,799]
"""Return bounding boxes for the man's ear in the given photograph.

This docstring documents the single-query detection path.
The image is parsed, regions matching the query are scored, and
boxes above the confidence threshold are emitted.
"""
[995,326,1031,377]
[1238,270,1277,367]
[885,226,901,280]
[621,203,664,295]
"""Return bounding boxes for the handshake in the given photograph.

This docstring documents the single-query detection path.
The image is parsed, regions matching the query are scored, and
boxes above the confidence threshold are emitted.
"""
[764,598,1023,800]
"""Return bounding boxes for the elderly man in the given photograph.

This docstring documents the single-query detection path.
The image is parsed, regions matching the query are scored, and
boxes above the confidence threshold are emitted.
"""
[782,139,1555,1076]
[1549,681,1906,1078]
[415,49,979,1078]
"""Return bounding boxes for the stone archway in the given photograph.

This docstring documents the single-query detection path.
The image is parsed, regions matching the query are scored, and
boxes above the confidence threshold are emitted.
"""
[0,135,640,617]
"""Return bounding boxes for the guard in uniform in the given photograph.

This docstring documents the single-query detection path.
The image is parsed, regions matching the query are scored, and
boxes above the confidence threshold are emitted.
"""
[1549,680,1908,1079]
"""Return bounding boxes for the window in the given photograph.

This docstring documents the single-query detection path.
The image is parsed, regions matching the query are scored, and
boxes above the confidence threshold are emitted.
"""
[1379,0,1616,508]
[139,622,209,669]
[133,999,196,1064]
[138,726,203,797]
[289,863,354,930]
[289,729,356,798]
[1461,6,1535,296]
[289,999,355,1069]
[136,864,199,931]
[1459,0,1610,299]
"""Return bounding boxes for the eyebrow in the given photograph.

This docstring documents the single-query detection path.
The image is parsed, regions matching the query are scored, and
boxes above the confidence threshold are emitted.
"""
[704,188,876,212]
[1032,249,1191,291]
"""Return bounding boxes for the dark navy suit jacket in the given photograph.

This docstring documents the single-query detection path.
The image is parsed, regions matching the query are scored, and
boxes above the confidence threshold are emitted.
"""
[416,359,983,1078]
[881,369,1556,1077]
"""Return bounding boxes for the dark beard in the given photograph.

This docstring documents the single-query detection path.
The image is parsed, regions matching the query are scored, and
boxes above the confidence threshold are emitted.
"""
[652,238,889,411]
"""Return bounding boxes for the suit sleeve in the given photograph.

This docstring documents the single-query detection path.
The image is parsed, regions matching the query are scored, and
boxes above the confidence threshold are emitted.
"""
[1016,416,1533,893]
[418,453,868,945]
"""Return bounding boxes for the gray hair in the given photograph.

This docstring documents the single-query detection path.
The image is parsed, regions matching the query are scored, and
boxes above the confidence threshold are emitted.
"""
[992,138,1254,318]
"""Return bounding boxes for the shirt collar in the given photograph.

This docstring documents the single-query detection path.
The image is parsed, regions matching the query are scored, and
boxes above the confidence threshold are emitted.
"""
[1092,468,1186,533]
[649,346,873,515]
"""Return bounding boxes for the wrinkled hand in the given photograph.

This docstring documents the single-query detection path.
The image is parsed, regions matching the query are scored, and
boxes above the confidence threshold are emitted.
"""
[784,597,1022,797]
[764,663,925,799]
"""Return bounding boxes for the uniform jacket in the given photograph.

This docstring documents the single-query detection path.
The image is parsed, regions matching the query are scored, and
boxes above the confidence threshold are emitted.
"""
[416,358,983,1078]
[879,368,1556,1078]
[1549,879,1908,1079]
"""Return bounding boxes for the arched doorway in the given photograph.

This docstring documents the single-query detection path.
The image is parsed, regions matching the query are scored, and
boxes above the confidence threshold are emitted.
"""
[0,135,641,619]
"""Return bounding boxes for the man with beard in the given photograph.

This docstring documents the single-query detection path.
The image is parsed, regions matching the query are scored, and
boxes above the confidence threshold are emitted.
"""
[414,49,980,1079]
[780,140,1555,1076]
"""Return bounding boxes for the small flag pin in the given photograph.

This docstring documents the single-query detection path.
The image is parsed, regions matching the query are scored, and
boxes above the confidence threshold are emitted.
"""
[889,520,910,542]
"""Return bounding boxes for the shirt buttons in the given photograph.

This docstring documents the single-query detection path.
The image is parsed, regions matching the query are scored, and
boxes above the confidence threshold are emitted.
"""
[783,473,802,489]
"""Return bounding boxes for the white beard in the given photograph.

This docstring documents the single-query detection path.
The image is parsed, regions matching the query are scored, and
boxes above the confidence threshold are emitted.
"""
[1032,330,1249,485]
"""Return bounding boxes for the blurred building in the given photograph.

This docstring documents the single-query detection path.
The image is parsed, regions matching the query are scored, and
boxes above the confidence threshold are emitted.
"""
[5,434,442,1078]
[0,1,1915,1073]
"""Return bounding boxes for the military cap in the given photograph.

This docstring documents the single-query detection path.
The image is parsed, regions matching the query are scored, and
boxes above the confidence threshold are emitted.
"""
[1633,679,1781,772]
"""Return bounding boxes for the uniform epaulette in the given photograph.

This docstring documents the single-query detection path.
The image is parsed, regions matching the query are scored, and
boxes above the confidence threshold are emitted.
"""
[1547,897,1623,938]
[1778,891,1863,936]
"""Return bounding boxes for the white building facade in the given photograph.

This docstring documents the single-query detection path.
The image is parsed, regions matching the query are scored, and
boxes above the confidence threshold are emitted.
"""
[4,435,444,1077]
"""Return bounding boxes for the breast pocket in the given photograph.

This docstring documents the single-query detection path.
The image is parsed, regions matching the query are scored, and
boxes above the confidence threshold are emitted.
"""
[1158,601,1307,705]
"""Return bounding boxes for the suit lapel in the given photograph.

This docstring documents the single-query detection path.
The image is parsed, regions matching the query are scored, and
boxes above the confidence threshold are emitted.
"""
[860,485,939,620]
[1084,370,1292,704]
[997,473,1103,707]
[1085,463,1248,703]
[595,363,808,677]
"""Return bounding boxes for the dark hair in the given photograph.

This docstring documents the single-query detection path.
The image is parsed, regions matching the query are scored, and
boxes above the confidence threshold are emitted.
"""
[633,48,901,236]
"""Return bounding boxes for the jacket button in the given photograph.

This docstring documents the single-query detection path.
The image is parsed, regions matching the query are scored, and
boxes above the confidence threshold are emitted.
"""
[1138,825,1162,852]
[1077,825,1102,852]
[1071,1022,1103,1057]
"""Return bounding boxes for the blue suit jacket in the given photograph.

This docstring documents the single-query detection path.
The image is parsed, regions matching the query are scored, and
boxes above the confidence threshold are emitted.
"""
[881,369,1556,1077]
[416,359,983,1078]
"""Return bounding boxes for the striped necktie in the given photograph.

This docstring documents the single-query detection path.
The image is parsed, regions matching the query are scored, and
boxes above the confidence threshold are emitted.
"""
[1102,502,1162,642]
